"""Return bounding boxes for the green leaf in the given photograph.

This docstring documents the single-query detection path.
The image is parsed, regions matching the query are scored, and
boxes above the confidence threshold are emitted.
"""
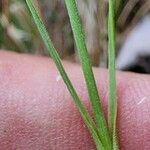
[25,0,103,149]
[108,0,119,149]
[64,0,112,149]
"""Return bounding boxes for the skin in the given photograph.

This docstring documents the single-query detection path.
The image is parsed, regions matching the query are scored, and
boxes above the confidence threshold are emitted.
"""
[0,50,150,150]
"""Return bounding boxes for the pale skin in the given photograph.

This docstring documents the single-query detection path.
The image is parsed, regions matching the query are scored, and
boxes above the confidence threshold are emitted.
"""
[0,50,150,150]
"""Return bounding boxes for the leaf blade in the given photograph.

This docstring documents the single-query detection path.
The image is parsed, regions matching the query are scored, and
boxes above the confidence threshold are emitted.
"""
[25,0,103,149]
[64,0,112,149]
[108,0,119,149]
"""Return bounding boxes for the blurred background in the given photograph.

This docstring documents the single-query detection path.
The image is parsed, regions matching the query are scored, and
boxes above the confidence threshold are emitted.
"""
[0,0,150,73]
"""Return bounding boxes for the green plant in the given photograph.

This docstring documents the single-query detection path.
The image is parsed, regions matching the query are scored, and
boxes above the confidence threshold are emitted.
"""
[26,0,118,149]
[108,0,118,149]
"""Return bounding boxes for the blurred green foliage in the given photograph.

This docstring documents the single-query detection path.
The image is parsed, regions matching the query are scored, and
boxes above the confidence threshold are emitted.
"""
[0,0,149,65]
[0,0,74,59]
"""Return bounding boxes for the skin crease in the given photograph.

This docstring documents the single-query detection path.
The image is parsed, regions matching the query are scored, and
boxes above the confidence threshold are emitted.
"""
[0,51,150,150]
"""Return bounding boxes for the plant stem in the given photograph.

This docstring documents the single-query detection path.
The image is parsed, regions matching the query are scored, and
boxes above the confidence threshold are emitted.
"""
[64,0,112,149]
[108,0,119,149]
[26,0,103,149]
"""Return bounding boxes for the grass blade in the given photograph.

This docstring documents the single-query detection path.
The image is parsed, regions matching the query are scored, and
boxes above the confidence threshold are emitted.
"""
[64,0,112,149]
[25,0,104,149]
[108,0,119,149]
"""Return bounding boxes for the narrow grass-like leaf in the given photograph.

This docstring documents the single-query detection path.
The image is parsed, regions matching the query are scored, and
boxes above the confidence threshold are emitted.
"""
[25,0,104,149]
[108,0,119,149]
[64,0,112,149]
